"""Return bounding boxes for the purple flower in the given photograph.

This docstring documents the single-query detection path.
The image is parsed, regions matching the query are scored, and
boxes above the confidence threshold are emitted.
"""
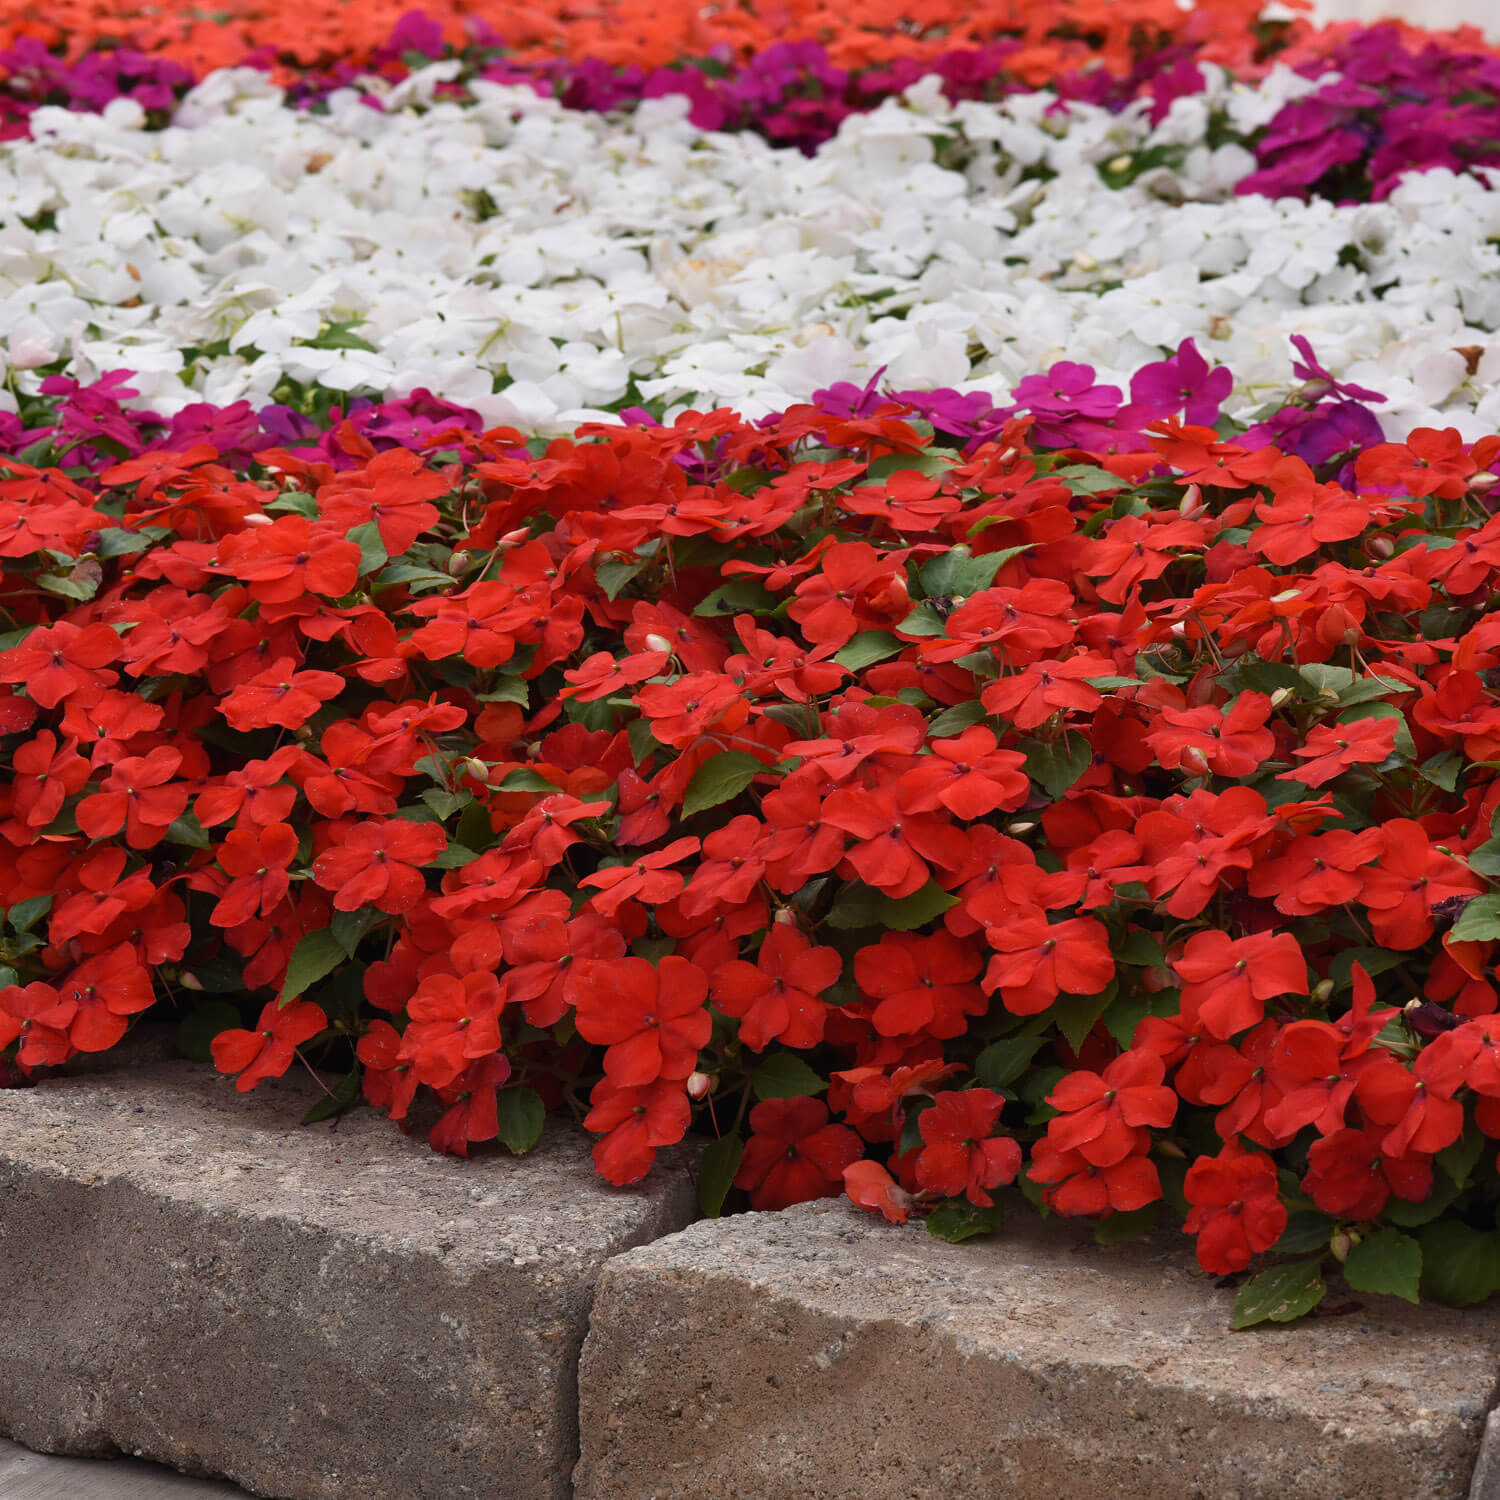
[1289,335,1387,405]
[1130,339,1233,426]
[1010,362,1122,420]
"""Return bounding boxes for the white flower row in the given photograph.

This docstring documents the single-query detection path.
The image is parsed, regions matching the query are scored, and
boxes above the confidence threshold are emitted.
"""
[4,58,1500,439]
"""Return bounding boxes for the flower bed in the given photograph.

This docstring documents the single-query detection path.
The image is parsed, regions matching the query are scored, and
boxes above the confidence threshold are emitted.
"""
[5,0,1500,1330]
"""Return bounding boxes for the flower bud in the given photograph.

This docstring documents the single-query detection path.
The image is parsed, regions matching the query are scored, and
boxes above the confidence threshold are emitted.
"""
[1180,747,1212,777]
[463,758,489,783]
[1330,1229,1357,1263]
[1072,251,1098,272]
[178,971,203,991]
[447,551,471,576]
[1364,534,1394,560]
[774,907,798,925]
[1470,471,1499,495]
[1312,978,1334,1003]
[686,1071,713,1100]
[1269,687,1295,709]
[1008,820,1037,835]
[1106,153,1133,173]
[244,512,275,528]
[1178,484,1204,518]
[1156,1139,1186,1160]
[498,527,530,548]
[644,633,673,655]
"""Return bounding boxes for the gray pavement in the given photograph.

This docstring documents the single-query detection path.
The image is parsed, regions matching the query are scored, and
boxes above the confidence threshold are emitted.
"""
[0,1441,249,1498]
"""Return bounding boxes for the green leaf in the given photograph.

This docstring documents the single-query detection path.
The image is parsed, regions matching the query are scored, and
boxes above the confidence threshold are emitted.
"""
[302,1065,363,1125]
[420,786,471,821]
[698,1133,745,1218]
[1050,982,1117,1053]
[1451,894,1500,943]
[919,544,1029,601]
[1115,930,1167,969]
[1418,1220,1500,1307]
[93,527,152,558]
[751,1053,827,1101]
[348,521,388,576]
[1384,1174,1460,1228]
[495,1086,546,1155]
[975,1035,1047,1090]
[6,895,51,934]
[1102,987,1180,1050]
[928,702,986,738]
[175,998,242,1064]
[305,320,377,352]
[182,954,247,994]
[825,879,959,932]
[835,631,906,671]
[428,845,480,868]
[1419,752,1463,794]
[1022,733,1091,801]
[682,751,765,818]
[926,1199,1005,1243]
[1327,946,1409,990]
[895,602,949,637]
[1051,464,1122,496]
[1274,1211,1337,1256]
[1230,1258,1327,1330]
[278,929,345,1008]
[477,676,529,707]
[1343,1228,1421,1304]
[1437,1121,1485,1187]
[498,769,561,794]
[694,578,777,617]
[595,558,646,600]
[1468,837,1500,879]
[374,561,452,593]
[330,907,379,959]
[865,451,954,481]
[164,811,211,849]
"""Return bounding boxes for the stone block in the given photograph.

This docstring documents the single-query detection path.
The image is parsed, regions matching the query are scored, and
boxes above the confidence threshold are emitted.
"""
[575,1200,1500,1500]
[0,1054,697,1500]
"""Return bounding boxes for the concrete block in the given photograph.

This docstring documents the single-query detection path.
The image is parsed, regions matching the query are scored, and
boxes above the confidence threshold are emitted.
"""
[0,1056,697,1500]
[575,1200,1500,1500]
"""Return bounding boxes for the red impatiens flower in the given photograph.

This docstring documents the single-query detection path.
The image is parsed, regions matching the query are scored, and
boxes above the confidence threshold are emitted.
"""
[1172,929,1307,1041]
[76,745,188,849]
[822,781,969,899]
[0,620,120,709]
[584,1078,693,1186]
[311,817,447,913]
[1144,692,1276,779]
[579,836,700,917]
[1301,1125,1433,1221]
[914,1088,1021,1206]
[214,514,361,603]
[854,929,985,1040]
[211,821,300,927]
[220,658,347,731]
[1046,1050,1178,1166]
[1358,820,1485,950]
[896,725,1030,819]
[843,1159,914,1224]
[428,1054,515,1159]
[733,1097,862,1211]
[211,999,327,1092]
[1027,1136,1162,1218]
[710,920,838,1051]
[982,915,1115,1016]
[1182,1144,1287,1275]
[1278,716,1397,788]
[571,955,711,1086]
[0,981,77,1068]
[9,730,90,830]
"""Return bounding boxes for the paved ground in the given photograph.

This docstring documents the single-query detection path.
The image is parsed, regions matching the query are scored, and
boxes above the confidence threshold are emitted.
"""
[0,1440,250,1498]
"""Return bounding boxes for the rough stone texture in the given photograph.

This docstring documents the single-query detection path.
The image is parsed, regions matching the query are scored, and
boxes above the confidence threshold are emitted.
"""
[0,1051,697,1500]
[575,1200,1500,1500]
[1470,1411,1500,1499]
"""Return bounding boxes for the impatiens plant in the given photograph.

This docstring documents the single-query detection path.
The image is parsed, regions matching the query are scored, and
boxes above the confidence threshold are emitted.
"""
[4,328,1500,1329]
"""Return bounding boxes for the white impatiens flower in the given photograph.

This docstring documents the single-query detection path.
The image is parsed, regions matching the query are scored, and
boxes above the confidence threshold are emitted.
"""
[4,64,1500,433]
